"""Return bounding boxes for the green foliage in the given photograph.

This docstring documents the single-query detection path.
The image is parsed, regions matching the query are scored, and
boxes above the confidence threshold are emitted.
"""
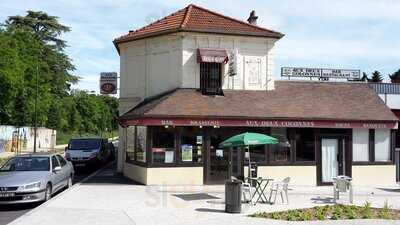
[369,70,383,83]
[314,206,328,220]
[361,201,373,219]
[0,11,118,137]
[344,205,358,219]
[270,212,281,220]
[378,201,392,219]
[389,69,400,83]
[331,205,344,220]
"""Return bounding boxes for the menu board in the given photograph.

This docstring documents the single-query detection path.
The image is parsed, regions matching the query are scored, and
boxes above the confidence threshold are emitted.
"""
[181,145,193,162]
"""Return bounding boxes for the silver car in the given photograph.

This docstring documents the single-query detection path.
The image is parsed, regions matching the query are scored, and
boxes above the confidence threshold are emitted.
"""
[0,153,74,204]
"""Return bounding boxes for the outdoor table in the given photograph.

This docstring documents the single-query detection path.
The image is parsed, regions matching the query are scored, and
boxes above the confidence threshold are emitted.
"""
[248,177,274,204]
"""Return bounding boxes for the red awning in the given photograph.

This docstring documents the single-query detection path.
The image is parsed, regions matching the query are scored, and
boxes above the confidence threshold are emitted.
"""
[197,48,229,64]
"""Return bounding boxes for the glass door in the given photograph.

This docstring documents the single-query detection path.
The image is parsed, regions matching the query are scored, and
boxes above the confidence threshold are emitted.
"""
[208,133,229,184]
[321,138,339,183]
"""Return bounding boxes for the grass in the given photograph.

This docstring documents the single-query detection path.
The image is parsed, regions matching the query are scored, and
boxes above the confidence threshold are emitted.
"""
[250,203,400,221]
[56,130,118,145]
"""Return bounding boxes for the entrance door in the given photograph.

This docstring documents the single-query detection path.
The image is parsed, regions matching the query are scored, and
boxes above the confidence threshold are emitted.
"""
[208,133,229,184]
[321,138,339,183]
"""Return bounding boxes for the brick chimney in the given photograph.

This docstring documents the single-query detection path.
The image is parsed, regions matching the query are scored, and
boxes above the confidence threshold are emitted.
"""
[247,10,258,25]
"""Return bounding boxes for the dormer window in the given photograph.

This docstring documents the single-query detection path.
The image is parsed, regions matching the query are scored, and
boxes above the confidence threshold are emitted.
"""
[197,48,228,96]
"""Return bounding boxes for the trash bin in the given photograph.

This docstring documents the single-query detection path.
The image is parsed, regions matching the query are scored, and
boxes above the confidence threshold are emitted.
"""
[225,179,242,213]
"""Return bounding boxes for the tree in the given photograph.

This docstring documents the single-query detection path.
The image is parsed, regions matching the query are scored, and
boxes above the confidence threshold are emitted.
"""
[369,70,383,83]
[360,72,369,82]
[389,69,400,83]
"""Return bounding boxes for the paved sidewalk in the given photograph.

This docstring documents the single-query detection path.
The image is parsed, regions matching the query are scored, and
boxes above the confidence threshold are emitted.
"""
[9,164,400,225]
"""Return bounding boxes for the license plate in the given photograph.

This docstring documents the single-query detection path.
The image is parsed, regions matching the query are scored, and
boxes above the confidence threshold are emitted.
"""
[75,163,85,167]
[0,192,15,197]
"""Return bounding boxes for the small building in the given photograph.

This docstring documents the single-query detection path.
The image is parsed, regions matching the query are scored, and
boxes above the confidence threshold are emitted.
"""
[114,4,398,186]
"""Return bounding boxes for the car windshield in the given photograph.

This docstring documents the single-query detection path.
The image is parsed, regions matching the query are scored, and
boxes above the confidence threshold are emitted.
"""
[0,157,50,172]
[68,139,101,150]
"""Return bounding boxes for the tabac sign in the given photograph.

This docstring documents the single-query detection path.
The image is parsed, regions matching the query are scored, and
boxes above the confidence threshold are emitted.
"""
[100,72,118,94]
[281,67,360,79]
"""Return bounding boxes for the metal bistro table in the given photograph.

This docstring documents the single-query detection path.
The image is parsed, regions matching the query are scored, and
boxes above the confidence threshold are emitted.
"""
[248,177,274,204]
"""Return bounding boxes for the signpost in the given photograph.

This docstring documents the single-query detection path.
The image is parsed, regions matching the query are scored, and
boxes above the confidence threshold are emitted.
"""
[100,72,118,94]
[281,67,360,80]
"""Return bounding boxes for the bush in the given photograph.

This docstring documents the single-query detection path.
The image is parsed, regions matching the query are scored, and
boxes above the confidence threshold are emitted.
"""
[344,205,358,219]
[331,205,344,220]
[361,201,373,219]
[315,206,328,220]
[378,201,392,219]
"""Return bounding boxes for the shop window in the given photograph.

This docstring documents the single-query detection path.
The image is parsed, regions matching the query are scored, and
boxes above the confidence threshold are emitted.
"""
[249,145,266,163]
[270,128,290,163]
[352,129,369,162]
[126,126,136,162]
[180,127,203,163]
[375,129,390,161]
[136,126,147,162]
[295,128,315,162]
[152,127,175,163]
[200,62,223,95]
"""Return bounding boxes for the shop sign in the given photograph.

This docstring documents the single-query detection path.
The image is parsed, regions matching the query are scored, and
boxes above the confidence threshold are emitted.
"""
[281,67,360,79]
[100,72,118,94]
[123,118,397,129]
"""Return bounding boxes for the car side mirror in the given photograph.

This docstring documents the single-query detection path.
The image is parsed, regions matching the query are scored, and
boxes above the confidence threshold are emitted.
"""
[53,166,62,173]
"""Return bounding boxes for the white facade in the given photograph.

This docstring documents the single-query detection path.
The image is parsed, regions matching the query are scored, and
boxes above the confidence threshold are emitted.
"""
[118,32,277,114]
[117,33,278,172]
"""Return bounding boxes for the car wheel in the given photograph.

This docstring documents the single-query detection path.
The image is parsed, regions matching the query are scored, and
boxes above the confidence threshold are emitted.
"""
[44,184,52,202]
[67,176,73,189]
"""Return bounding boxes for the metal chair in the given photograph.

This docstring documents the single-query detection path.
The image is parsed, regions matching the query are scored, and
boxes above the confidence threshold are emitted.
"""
[333,175,353,204]
[269,177,290,204]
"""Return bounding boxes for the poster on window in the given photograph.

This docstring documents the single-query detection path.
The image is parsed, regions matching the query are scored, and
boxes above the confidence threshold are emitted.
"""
[136,126,146,162]
[181,145,193,162]
[196,136,203,144]
[216,149,223,158]
[165,150,174,163]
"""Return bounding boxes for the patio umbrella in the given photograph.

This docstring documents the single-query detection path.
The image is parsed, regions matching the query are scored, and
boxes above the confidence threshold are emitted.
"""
[219,132,278,179]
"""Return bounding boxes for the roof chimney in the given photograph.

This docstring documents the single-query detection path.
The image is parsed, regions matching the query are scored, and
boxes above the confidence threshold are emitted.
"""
[247,10,258,25]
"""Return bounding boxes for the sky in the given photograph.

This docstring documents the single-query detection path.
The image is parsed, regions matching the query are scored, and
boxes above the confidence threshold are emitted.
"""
[1,0,399,107]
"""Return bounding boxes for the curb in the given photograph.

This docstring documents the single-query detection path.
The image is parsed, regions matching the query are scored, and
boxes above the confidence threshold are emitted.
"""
[8,161,115,225]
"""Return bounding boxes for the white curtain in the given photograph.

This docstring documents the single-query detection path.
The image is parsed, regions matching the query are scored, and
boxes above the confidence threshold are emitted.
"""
[352,129,369,162]
[322,139,338,183]
[375,130,390,162]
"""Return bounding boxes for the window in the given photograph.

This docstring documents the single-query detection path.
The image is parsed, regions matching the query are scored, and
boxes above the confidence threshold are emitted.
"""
[51,156,60,169]
[270,128,290,162]
[352,129,369,162]
[180,127,203,163]
[136,126,147,162]
[249,145,266,162]
[375,129,391,161]
[56,155,67,167]
[152,127,175,163]
[295,129,315,162]
[200,62,222,95]
[126,126,136,162]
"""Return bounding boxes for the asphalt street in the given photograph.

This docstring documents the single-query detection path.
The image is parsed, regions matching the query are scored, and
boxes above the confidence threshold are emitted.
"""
[0,164,107,225]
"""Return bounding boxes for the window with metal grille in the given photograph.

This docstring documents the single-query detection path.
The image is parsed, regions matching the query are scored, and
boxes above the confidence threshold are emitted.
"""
[200,62,223,95]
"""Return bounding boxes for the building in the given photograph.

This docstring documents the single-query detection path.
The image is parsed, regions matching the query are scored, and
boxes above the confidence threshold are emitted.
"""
[114,4,398,186]
[392,109,400,182]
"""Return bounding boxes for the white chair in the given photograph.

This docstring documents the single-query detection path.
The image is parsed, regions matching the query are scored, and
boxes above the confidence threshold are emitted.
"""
[269,177,290,204]
[242,182,253,204]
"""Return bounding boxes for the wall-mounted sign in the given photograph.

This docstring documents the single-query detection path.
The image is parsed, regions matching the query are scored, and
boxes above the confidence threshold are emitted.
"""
[100,72,118,94]
[122,118,398,129]
[281,67,360,79]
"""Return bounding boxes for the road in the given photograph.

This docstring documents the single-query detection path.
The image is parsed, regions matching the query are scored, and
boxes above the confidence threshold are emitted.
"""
[0,164,108,225]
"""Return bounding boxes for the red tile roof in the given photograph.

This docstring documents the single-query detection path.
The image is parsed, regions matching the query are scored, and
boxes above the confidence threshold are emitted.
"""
[114,4,284,45]
[120,81,398,122]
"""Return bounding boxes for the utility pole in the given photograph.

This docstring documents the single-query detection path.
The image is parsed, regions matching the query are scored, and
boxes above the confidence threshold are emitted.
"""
[33,57,39,153]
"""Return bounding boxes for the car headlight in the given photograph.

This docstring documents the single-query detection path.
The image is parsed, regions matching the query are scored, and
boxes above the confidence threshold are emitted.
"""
[20,182,41,191]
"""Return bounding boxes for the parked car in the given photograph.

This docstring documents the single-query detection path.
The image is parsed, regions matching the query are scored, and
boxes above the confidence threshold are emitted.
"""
[65,138,112,167]
[0,153,74,204]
